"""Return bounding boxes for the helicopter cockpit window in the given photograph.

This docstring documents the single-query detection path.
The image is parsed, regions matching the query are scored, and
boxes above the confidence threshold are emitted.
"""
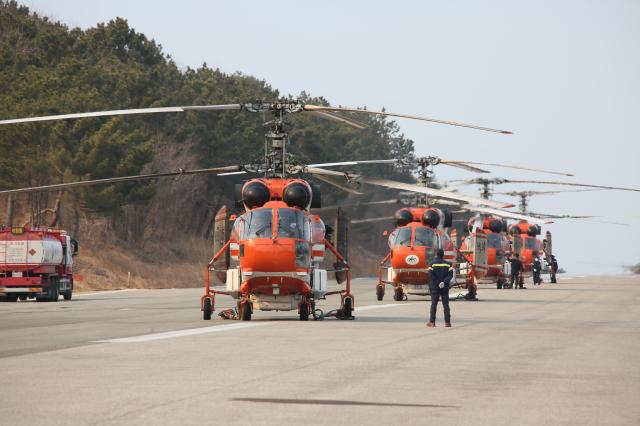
[525,237,538,250]
[243,209,273,239]
[487,233,503,249]
[513,236,523,254]
[388,229,398,248]
[277,209,310,240]
[393,227,412,247]
[414,227,436,247]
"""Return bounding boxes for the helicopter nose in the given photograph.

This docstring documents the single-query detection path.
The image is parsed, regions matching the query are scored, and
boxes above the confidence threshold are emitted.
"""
[241,240,297,271]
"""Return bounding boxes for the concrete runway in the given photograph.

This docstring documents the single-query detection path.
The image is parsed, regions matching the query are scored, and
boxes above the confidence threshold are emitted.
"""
[1,275,639,425]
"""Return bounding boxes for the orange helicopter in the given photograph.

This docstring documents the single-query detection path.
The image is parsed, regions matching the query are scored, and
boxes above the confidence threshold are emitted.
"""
[368,156,574,300]
[452,205,554,289]
[205,176,353,321]
[377,206,462,301]
[0,100,514,320]
[457,215,510,289]
[451,178,640,286]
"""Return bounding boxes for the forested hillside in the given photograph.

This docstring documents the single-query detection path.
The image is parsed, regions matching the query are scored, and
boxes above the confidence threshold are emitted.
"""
[0,1,416,289]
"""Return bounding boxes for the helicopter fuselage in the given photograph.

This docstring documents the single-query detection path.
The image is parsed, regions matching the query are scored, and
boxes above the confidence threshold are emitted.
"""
[202,177,352,320]
[377,207,455,300]
[228,200,327,311]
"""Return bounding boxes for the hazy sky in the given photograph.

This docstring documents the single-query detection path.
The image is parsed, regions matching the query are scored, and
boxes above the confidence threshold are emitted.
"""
[17,0,640,274]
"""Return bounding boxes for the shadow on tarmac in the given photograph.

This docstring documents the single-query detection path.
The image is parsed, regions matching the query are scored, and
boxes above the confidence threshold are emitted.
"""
[231,397,457,408]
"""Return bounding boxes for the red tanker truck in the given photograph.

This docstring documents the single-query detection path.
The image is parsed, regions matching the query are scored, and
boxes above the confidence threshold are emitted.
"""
[0,226,78,302]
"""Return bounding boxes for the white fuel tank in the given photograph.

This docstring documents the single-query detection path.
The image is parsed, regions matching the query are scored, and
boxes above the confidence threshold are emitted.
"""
[0,236,63,267]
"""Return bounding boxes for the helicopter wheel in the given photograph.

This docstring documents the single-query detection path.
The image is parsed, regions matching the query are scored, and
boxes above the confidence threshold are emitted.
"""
[393,287,404,302]
[239,300,252,321]
[376,285,385,301]
[342,297,353,319]
[299,301,310,321]
[203,298,213,321]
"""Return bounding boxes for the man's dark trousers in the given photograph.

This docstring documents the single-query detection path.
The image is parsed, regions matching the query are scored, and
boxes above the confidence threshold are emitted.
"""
[430,285,450,324]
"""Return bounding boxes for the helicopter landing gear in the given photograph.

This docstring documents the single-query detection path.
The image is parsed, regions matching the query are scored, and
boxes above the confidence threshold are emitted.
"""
[202,296,214,320]
[339,295,354,319]
[239,298,252,321]
[299,299,310,321]
[464,284,478,301]
[393,287,404,301]
[376,284,385,301]
[497,278,505,289]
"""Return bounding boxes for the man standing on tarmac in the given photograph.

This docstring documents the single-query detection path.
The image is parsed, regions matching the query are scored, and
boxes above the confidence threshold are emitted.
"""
[549,254,559,283]
[427,249,453,328]
[509,254,524,289]
[533,256,542,285]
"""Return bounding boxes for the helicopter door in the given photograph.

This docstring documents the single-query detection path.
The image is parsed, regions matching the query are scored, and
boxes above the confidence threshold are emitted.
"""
[473,230,488,279]
[450,228,458,249]
[213,206,230,284]
[334,208,349,284]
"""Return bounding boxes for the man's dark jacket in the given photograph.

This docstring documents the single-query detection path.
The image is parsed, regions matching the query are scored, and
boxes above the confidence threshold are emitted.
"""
[428,257,453,288]
[510,257,523,273]
[533,259,542,273]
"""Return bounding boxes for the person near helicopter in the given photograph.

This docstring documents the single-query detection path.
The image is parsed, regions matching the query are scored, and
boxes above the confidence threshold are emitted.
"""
[533,256,542,285]
[427,249,454,328]
[508,254,525,289]
[549,254,559,283]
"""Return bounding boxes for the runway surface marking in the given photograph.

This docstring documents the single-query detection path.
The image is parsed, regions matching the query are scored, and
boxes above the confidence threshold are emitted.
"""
[94,322,271,343]
[354,303,416,311]
[95,302,412,343]
[75,289,144,297]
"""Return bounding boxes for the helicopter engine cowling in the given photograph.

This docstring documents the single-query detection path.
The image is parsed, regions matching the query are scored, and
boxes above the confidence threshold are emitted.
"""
[488,218,504,233]
[242,180,270,209]
[283,181,313,210]
[422,209,441,228]
[394,208,413,227]
[527,224,541,236]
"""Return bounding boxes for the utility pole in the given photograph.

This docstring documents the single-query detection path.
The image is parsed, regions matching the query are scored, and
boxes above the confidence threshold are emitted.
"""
[5,194,13,227]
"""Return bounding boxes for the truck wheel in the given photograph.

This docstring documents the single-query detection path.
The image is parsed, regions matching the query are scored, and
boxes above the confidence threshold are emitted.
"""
[48,278,59,302]
[376,285,385,301]
[299,302,310,321]
[240,301,252,321]
[6,294,18,302]
[203,298,212,320]
[63,281,73,301]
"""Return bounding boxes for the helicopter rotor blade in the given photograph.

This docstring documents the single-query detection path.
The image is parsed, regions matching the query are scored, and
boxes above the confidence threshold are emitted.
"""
[450,178,640,192]
[306,159,397,168]
[0,104,244,125]
[493,189,603,196]
[499,179,640,192]
[0,165,243,195]
[458,206,553,225]
[440,160,573,176]
[302,105,513,134]
[312,199,398,211]
[312,175,363,195]
[302,167,515,209]
[441,162,491,174]
[526,211,630,226]
[306,111,368,129]
[351,216,395,224]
